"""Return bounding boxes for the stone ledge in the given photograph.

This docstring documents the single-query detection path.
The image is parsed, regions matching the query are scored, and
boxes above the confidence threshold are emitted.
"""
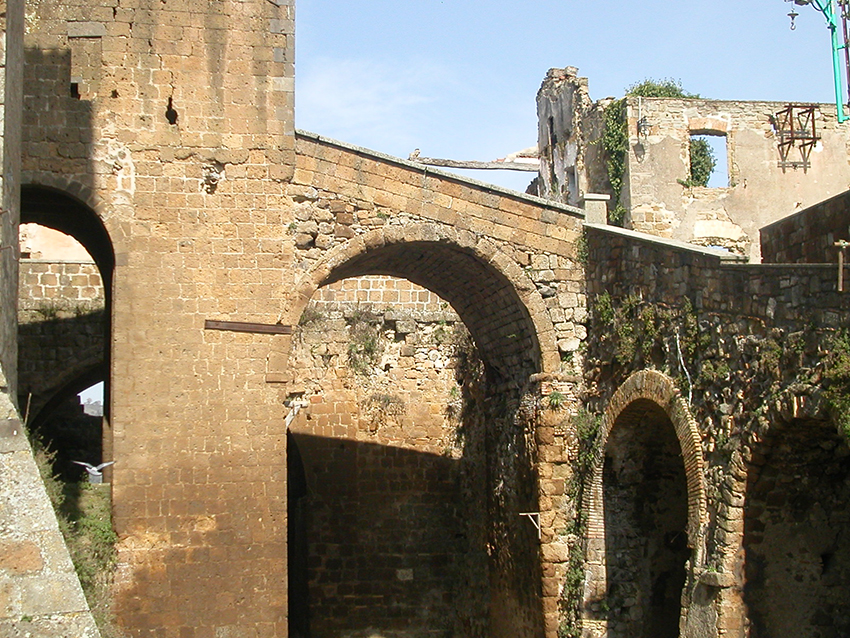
[698,569,735,588]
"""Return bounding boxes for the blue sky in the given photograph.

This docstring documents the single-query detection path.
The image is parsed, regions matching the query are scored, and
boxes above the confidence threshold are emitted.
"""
[295,0,842,190]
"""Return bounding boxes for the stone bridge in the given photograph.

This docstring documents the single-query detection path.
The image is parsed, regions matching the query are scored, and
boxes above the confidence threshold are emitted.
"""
[9,1,850,638]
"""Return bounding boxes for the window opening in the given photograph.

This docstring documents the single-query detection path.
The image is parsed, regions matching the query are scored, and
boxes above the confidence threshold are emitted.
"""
[687,133,728,188]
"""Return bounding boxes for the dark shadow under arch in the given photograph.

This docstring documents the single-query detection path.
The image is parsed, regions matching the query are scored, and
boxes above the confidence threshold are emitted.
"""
[603,398,689,638]
[744,418,850,638]
[20,185,114,474]
[28,362,105,432]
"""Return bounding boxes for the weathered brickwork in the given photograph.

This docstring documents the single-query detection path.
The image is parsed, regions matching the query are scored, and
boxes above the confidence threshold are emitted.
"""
[17,259,105,425]
[22,1,297,635]
[283,132,587,374]
[19,259,103,309]
[276,136,588,637]
[17,1,591,633]
[287,297,471,636]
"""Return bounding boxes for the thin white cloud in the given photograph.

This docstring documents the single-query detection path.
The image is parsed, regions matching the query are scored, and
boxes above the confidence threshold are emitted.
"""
[295,56,455,156]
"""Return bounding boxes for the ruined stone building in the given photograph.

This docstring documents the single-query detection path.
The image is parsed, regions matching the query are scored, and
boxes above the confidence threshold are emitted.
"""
[0,2,849,638]
[538,66,850,261]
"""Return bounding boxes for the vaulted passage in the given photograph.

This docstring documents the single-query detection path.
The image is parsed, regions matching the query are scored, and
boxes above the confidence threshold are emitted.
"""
[19,186,114,477]
[603,399,689,638]
[744,419,850,638]
[288,239,545,638]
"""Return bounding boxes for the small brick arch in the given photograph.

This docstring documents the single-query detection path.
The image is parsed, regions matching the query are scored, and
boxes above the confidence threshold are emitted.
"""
[276,222,560,379]
[585,369,707,548]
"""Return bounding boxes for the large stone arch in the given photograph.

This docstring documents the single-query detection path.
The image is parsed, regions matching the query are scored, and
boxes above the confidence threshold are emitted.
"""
[275,222,560,380]
[18,183,114,473]
[278,222,558,637]
[21,182,114,290]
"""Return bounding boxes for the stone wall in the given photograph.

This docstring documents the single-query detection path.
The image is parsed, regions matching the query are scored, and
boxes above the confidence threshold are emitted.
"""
[23,1,296,635]
[17,259,105,423]
[0,367,100,636]
[19,259,103,310]
[287,291,476,636]
[585,223,850,324]
[0,0,24,397]
[582,222,850,638]
[760,188,850,264]
[536,67,611,208]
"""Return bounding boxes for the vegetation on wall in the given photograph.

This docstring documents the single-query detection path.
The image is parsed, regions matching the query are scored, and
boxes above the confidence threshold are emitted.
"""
[346,308,383,374]
[626,78,698,99]
[679,138,717,188]
[824,330,850,438]
[602,79,702,226]
[586,290,848,462]
[601,99,628,227]
[32,443,120,637]
[558,408,602,638]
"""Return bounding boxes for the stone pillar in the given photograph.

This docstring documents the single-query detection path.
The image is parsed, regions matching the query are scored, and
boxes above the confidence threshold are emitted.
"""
[580,193,610,225]
[0,0,23,397]
[534,374,584,638]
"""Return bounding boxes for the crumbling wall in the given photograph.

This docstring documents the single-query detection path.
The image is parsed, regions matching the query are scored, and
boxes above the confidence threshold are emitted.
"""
[287,278,543,637]
[536,67,610,207]
[622,98,850,260]
[537,67,850,261]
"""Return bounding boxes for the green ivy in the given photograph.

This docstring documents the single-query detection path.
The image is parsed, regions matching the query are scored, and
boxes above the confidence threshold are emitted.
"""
[824,330,850,438]
[678,138,716,188]
[627,78,699,99]
[602,99,628,227]
[559,408,603,638]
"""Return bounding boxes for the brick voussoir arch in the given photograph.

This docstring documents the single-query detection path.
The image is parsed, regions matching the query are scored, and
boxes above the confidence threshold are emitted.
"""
[279,222,560,376]
[586,369,707,548]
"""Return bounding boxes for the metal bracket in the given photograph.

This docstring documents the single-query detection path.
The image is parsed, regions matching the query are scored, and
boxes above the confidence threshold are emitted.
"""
[519,512,541,539]
[836,240,849,291]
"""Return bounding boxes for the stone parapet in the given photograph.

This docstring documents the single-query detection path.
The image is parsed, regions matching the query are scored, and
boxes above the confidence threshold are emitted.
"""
[760,189,850,264]
[0,368,99,636]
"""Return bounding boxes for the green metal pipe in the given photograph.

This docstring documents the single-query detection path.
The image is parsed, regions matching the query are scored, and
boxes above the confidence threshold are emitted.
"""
[808,0,848,122]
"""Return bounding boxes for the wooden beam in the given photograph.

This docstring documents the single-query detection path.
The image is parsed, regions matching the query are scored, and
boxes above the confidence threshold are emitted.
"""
[410,156,539,172]
[204,320,292,335]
